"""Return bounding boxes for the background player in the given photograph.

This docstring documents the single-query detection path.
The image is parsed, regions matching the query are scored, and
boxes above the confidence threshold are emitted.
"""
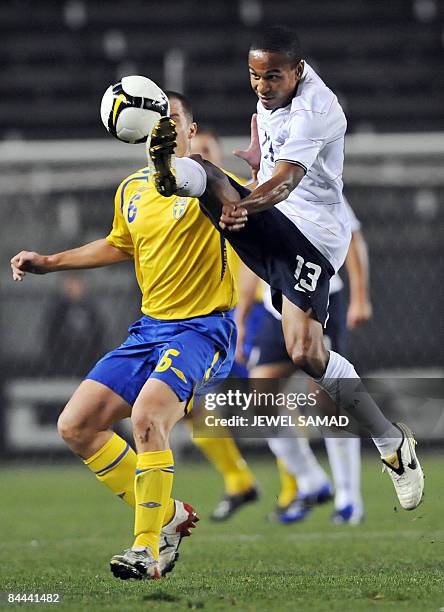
[189,128,260,521]
[149,26,424,512]
[192,129,224,168]
[10,92,238,581]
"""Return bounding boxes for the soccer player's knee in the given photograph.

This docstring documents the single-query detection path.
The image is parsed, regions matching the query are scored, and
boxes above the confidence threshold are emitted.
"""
[288,344,310,371]
[57,410,88,445]
[131,405,170,443]
[57,412,70,442]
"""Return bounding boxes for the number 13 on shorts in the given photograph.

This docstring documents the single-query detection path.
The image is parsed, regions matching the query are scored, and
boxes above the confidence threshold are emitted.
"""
[294,254,322,293]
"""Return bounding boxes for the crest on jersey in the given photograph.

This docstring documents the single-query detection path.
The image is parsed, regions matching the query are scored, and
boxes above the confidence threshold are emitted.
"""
[172,197,188,219]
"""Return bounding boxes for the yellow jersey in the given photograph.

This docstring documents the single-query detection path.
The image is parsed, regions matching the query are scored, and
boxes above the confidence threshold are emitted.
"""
[106,166,237,319]
[226,248,263,303]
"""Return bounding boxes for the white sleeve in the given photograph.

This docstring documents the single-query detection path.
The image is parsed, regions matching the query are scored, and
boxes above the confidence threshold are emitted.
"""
[343,196,361,233]
[276,111,324,172]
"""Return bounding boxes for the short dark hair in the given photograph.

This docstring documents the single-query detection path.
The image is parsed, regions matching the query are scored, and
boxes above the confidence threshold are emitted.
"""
[250,26,302,65]
[165,90,193,122]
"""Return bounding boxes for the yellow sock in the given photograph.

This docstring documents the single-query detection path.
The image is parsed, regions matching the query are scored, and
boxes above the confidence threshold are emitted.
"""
[193,436,254,495]
[163,497,175,525]
[84,434,176,526]
[133,450,174,558]
[276,459,298,508]
[84,433,136,507]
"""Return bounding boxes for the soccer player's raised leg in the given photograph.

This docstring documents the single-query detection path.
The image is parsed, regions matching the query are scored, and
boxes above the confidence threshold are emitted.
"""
[150,118,242,218]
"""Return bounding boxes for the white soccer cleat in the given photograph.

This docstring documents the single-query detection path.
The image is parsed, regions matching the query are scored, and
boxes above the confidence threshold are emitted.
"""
[158,500,199,576]
[381,422,424,510]
[110,546,161,580]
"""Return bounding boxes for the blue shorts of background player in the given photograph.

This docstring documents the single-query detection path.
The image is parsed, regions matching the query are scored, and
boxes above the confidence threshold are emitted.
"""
[230,302,267,378]
[86,311,236,413]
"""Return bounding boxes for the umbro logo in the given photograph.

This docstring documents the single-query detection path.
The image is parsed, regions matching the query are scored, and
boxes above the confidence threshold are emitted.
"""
[139,501,162,508]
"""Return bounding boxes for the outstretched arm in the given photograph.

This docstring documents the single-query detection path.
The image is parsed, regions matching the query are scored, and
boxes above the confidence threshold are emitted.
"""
[345,230,372,328]
[11,239,132,281]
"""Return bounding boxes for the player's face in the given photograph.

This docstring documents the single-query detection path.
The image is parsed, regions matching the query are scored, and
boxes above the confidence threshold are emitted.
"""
[248,50,303,110]
[168,98,197,157]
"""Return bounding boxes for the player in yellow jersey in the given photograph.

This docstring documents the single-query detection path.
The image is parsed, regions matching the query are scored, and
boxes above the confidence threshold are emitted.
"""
[10,92,237,581]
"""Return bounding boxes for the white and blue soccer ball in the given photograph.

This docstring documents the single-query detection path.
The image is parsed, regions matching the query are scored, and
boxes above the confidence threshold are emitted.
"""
[100,75,169,144]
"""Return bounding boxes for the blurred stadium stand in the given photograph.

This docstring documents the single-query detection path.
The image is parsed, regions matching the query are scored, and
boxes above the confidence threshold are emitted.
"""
[0,0,443,138]
[0,1,443,457]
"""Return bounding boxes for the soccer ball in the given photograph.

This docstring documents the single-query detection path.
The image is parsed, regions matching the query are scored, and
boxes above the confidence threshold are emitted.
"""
[100,75,169,144]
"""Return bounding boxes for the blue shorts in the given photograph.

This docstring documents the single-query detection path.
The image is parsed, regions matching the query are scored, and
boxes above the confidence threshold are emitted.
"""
[230,302,267,377]
[200,177,334,325]
[255,290,348,366]
[86,311,236,409]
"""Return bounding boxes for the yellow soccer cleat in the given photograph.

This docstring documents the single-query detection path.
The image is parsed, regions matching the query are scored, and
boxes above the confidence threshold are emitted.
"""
[149,117,177,197]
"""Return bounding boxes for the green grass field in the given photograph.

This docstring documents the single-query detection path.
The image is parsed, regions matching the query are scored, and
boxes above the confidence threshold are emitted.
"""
[1,453,443,611]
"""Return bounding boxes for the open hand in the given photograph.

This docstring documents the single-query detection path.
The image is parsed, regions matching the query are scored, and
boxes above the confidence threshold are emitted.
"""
[233,114,260,172]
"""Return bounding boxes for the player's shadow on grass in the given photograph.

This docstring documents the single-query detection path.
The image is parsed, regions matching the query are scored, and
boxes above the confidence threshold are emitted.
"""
[142,591,181,603]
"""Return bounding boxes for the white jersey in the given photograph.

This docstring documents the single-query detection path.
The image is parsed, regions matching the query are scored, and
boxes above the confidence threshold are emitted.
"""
[330,197,361,294]
[256,62,351,273]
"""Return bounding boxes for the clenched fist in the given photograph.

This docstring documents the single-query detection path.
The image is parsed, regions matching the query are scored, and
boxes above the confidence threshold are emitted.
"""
[10,251,49,281]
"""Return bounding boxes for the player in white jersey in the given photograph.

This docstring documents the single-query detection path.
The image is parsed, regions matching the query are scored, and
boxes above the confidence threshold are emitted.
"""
[254,63,350,275]
[149,26,424,512]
